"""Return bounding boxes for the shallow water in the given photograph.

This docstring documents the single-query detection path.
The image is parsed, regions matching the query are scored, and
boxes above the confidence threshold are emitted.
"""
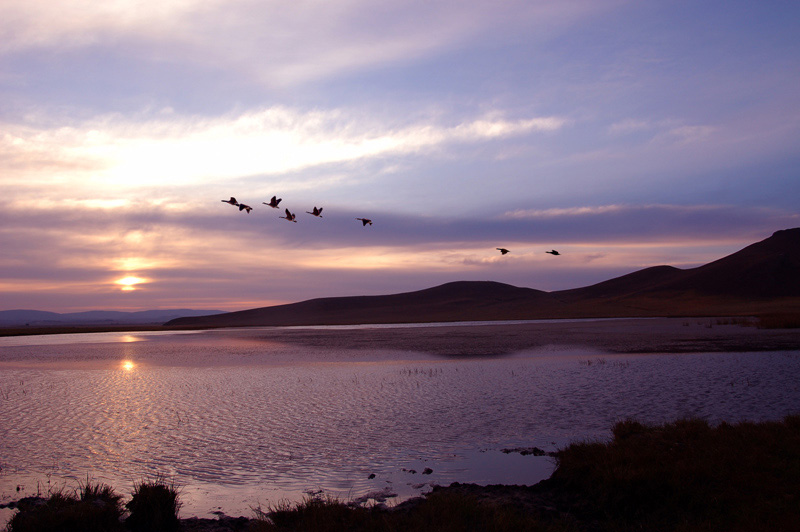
[1,326,799,520]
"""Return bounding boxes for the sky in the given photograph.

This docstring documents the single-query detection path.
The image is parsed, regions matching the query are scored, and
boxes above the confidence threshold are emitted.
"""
[1,0,799,313]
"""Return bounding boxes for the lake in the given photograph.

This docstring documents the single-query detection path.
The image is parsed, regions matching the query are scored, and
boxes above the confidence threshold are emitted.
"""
[1,322,799,520]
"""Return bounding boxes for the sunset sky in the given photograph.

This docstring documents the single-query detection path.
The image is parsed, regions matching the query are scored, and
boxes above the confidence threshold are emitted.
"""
[2,0,799,312]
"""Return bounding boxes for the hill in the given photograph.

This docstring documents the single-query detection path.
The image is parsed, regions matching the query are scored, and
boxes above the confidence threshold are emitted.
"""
[168,228,800,327]
[0,309,226,328]
[165,281,563,327]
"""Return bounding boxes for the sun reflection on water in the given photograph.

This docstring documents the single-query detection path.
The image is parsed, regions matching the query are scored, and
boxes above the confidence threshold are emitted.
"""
[121,360,135,371]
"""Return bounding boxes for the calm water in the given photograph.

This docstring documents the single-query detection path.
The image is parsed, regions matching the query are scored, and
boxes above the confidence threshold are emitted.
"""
[1,325,799,520]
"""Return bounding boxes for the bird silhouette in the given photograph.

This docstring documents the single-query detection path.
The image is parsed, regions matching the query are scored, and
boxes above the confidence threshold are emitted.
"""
[280,208,297,222]
[545,250,560,255]
[306,206,323,217]
[263,196,282,208]
[238,203,253,213]
[221,197,239,206]
[497,248,510,255]
[356,218,372,226]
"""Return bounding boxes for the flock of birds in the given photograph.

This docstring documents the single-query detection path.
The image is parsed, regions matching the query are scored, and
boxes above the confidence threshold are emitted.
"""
[222,196,372,227]
[222,196,557,256]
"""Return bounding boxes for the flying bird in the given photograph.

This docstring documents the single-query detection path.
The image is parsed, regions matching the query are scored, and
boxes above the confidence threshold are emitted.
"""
[263,196,282,208]
[306,206,323,217]
[221,197,239,206]
[238,203,253,213]
[545,250,560,255]
[280,208,297,222]
[497,248,510,255]
[356,218,372,226]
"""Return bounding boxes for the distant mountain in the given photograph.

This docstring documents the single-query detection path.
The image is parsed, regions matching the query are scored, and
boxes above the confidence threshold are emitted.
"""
[0,309,226,328]
[168,229,800,327]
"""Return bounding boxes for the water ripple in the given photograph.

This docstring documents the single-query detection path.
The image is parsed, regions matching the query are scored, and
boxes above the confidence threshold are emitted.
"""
[1,343,799,518]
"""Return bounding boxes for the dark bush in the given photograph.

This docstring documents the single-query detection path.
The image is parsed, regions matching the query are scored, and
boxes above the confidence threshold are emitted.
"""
[6,481,123,532]
[125,478,181,532]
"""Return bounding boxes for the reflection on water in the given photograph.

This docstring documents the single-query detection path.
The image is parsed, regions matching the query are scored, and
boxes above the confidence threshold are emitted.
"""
[0,329,202,348]
[1,332,799,520]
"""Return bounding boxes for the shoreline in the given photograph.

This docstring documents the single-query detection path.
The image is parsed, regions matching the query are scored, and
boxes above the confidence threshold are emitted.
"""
[2,317,799,355]
[207,317,800,356]
[6,415,800,531]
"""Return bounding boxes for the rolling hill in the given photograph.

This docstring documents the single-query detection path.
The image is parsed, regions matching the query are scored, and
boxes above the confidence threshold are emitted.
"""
[0,309,226,328]
[168,228,800,327]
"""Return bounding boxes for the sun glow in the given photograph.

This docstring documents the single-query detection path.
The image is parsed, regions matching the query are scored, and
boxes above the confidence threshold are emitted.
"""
[121,360,135,371]
[115,276,147,291]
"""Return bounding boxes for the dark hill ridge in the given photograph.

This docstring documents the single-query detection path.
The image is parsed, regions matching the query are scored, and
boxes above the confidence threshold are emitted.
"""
[169,281,563,327]
[167,228,800,327]
[0,309,225,327]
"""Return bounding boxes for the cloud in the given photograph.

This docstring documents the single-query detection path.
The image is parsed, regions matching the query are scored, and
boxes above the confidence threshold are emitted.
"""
[607,119,651,136]
[0,1,622,87]
[1,196,796,311]
[505,205,627,219]
[498,204,799,248]
[0,107,566,194]
[656,124,717,145]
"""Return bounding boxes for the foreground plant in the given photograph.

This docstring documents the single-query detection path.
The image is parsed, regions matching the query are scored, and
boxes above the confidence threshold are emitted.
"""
[125,477,181,532]
[5,480,124,532]
[548,415,800,531]
[6,416,799,531]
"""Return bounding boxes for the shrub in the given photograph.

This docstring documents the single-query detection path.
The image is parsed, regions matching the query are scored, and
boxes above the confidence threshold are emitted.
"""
[125,477,181,532]
[6,481,123,532]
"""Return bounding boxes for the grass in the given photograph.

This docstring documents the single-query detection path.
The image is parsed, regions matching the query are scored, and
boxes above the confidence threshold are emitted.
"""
[249,491,555,532]
[548,415,800,531]
[125,477,181,532]
[249,416,800,531]
[6,417,800,531]
[5,477,180,532]
[5,479,124,532]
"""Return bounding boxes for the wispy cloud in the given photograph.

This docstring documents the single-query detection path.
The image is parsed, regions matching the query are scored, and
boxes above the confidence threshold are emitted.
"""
[2,1,799,312]
[0,1,620,86]
[1,108,566,194]
[1,195,795,310]
[607,119,651,136]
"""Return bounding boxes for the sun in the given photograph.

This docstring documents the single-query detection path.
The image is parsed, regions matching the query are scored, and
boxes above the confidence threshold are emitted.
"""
[115,276,147,291]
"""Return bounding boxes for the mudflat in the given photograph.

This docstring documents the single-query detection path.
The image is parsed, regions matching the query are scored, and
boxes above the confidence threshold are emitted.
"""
[213,317,800,357]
